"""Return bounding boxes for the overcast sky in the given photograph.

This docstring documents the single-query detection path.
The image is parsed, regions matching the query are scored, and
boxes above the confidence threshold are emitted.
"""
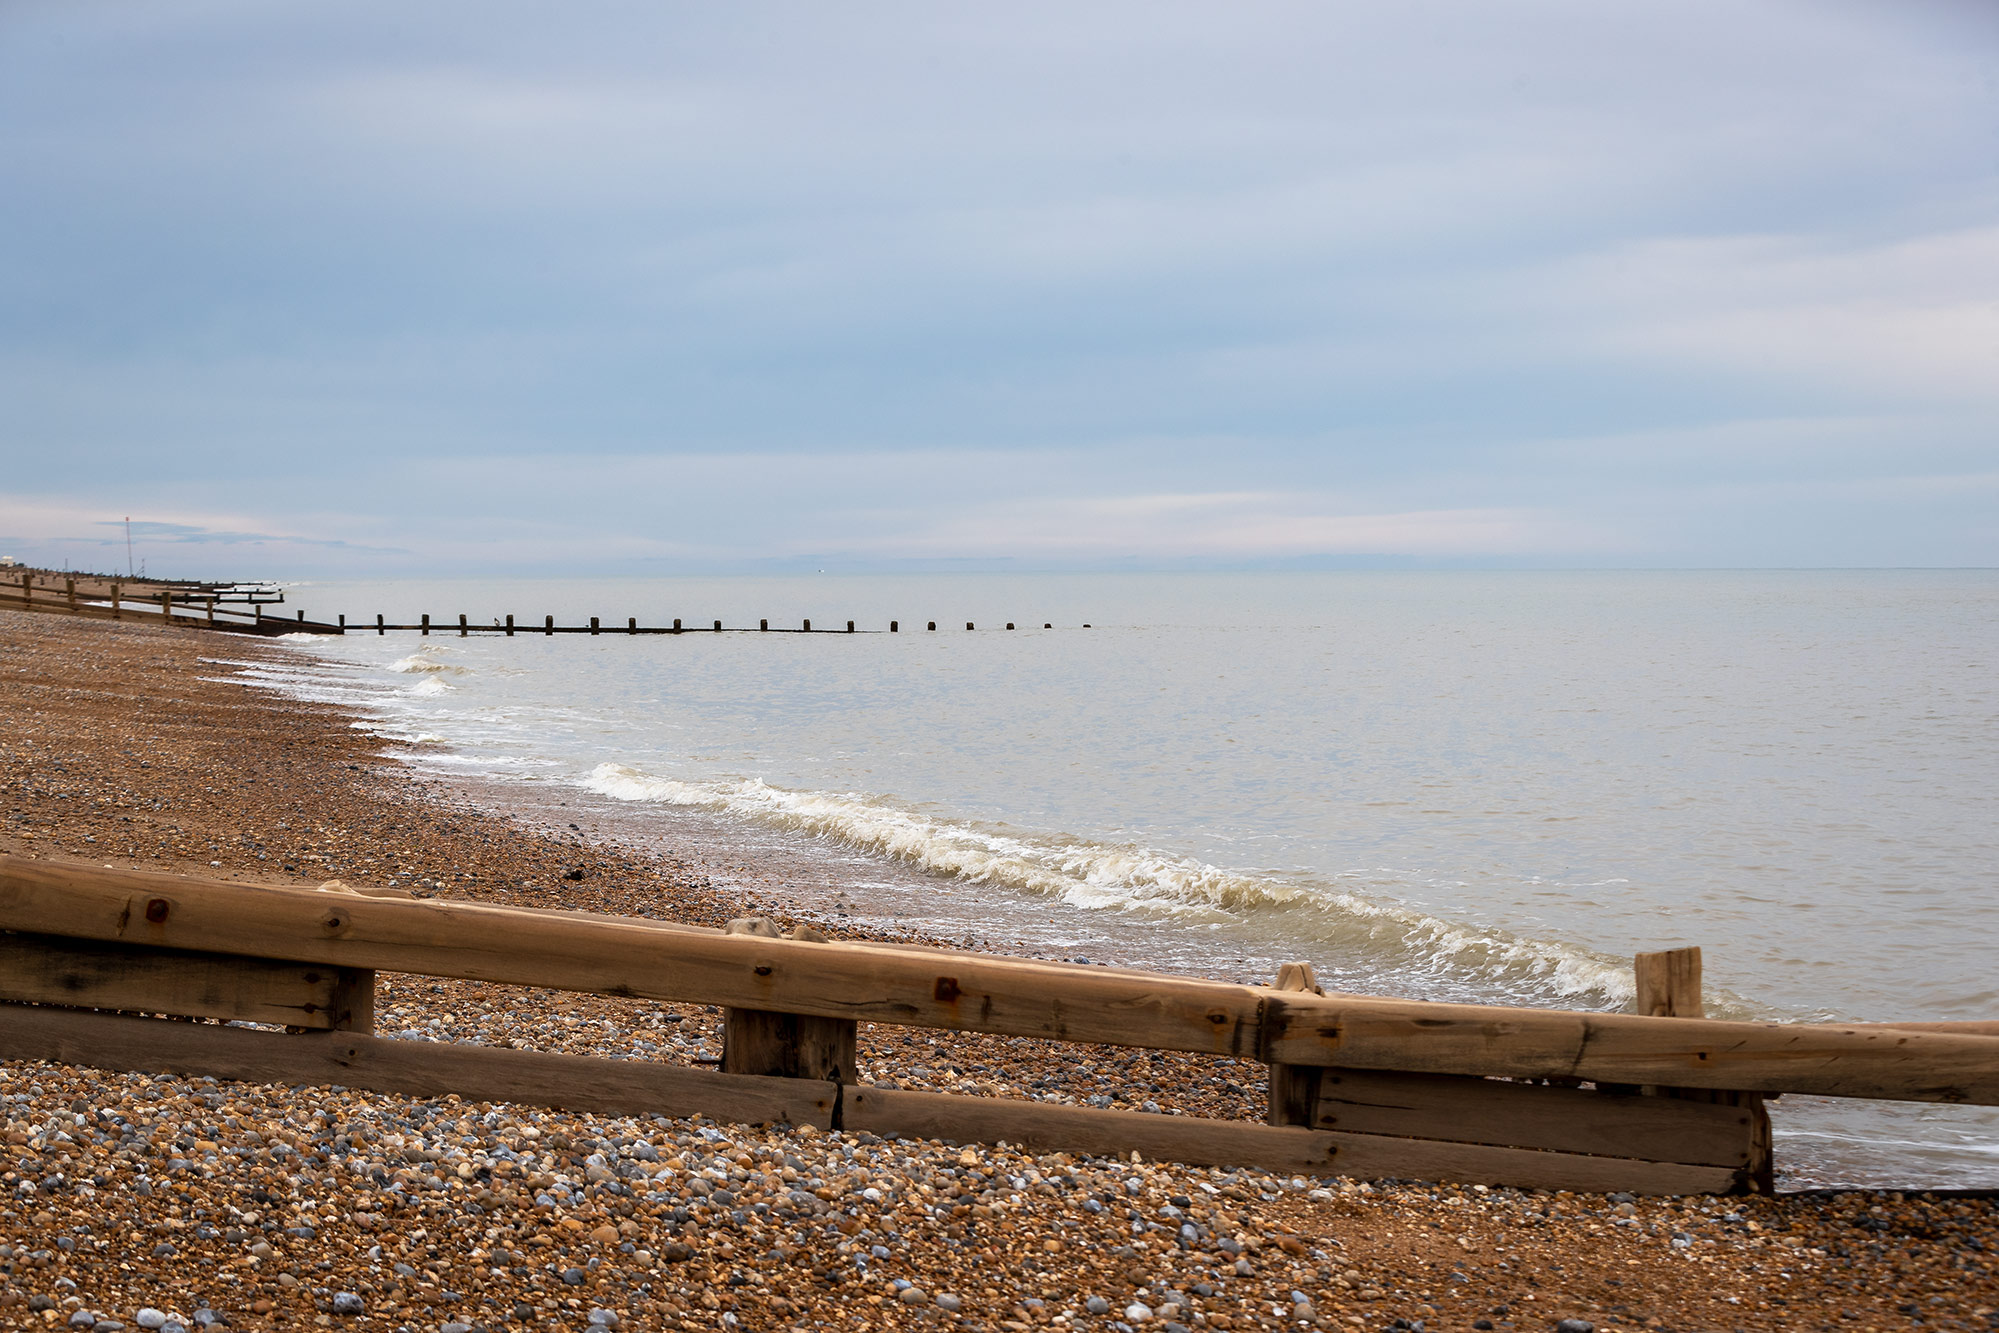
[3,1,1996,577]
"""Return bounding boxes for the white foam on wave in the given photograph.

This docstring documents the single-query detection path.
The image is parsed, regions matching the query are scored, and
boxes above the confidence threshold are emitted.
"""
[409,676,454,696]
[388,645,469,675]
[581,761,1637,1005]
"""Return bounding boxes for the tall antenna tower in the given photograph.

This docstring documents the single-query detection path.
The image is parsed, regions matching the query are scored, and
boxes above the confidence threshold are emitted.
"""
[125,516,135,578]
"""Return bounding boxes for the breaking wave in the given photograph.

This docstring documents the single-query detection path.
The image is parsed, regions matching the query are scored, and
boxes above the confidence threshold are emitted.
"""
[388,646,469,675]
[581,761,1641,1007]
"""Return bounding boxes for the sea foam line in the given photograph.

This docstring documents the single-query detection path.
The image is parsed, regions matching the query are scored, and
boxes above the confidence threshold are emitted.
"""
[581,761,1640,1006]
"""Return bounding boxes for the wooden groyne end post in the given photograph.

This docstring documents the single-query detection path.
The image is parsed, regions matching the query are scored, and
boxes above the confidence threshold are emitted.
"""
[421,614,430,637]
[1635,946,1773,1192]
[505,614,514,637]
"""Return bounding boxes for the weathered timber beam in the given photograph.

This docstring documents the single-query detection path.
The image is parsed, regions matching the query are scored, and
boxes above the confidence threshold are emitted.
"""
[2,857,1996,1104]
[844,1087,1744,1195]
[0,1004,836,1129]
[0,932,351,1029]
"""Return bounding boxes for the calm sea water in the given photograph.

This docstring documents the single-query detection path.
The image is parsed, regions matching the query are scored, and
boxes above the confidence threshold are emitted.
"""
[245,571,1998,1188]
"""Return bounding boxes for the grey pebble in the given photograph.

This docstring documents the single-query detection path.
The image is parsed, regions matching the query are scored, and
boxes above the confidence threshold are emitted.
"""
[136,1312,167,1331]
[1086,1296,1111,1315]
[935,1294,962,1312]
[330,1292,365,1316]
[1556,1322,1597,1333]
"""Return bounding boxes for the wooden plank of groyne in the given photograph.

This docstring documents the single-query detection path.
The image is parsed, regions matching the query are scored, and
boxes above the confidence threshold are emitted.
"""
[844,1087,1744,1195]
[1310,1068,1756,1167]
[0,1004,838,1129]
[0,932,347,1029]
[4,857,1998,1104]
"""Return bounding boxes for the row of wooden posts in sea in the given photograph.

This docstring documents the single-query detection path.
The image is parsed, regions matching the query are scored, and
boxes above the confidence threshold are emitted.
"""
[0,568,1085,638]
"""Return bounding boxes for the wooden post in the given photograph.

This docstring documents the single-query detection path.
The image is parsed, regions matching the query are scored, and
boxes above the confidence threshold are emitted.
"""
[459,613,468,637]
[66,577,76,610]
[590,616,600,636]
[927,621,936,631]
[628,617,637,634]
[375,613,384,636]
[1267,962,1324,1126]
[1635,948,1703,1018]
[112,583,121,620]
[712,620,721,632]
[890,621,898,633]
[338,614,346,633]
[1006,622,1015,630]
[160,591,172,624]
[847,620,855,633]
[966,622,974,631]
[505,614,514,637]
[723,1009,858,1084]
[803,618,811,632]
[1635,947,1772,1193]
[673,619,681,631]
[297,610,305,625]
[207,598,216,627]
[761,619,769,631]
[330,968,376,1033]
[544,615,554,636]
[421,614,430,637]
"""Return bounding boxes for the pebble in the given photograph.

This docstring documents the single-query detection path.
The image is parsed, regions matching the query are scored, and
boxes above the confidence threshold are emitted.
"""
[329,1292,364,1315]
[135,1311,167,1330]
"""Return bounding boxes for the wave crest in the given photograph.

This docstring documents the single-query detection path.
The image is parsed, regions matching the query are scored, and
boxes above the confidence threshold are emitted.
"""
[580,762,1638,1006]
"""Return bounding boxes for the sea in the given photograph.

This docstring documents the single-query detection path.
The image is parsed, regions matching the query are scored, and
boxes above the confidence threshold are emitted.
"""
[235,570,1996,1190]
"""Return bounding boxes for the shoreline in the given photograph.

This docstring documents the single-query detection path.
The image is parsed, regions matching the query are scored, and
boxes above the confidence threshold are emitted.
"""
[2,609,1995,1330]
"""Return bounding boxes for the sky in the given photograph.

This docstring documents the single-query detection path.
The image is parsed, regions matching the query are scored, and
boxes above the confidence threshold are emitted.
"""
[2,0,1996,577]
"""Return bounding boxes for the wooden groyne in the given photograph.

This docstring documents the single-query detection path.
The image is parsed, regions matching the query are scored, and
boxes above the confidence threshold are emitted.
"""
[0,568,1084,638]
[3,855,1994,1194]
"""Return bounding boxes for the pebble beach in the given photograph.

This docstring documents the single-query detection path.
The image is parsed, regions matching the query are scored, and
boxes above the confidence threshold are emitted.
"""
[3,609,1996,1332]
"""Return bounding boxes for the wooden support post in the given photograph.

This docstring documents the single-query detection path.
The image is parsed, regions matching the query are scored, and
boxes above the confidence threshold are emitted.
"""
[847,620,855,633]
[207,598,216,627]
[761,619,769,631]
[803,618,811,632]
[927,621,936,631]
[890,621,898,633]
[723,1009,858,1084]
[160,591,171,624]
[1635,946,1773,1193]
[296,610,305,625]
[329,968,375,1034]
[590,616,600,636]
[338,614,346,633]
[421,614,430,637]
[544,615,554,636]
[112,584,121,619]
[628,617,637,634]
[1267,961,1324,1127]
[459,613,468,637]
[1007,622,1015,630]
[505,614,514,637]
[966,622,974,630]
[66,577,76,610]
[375,613,384,636]
[712,620,721,632]
[673,619,681,631]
